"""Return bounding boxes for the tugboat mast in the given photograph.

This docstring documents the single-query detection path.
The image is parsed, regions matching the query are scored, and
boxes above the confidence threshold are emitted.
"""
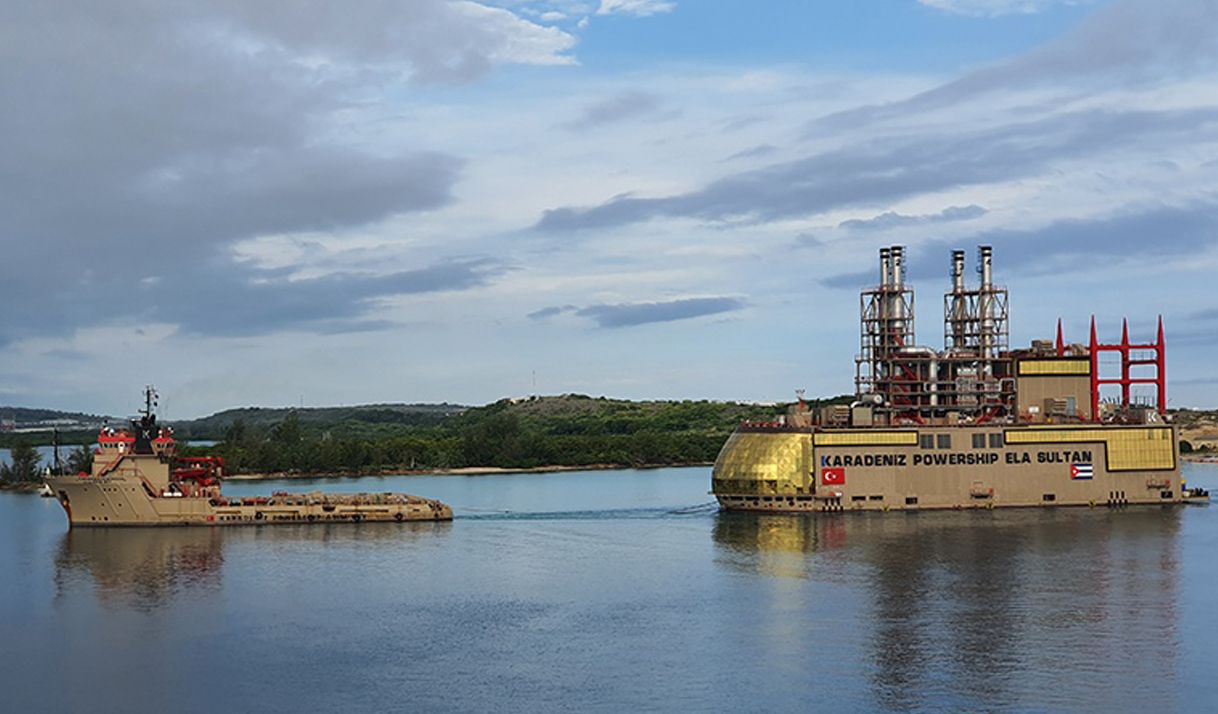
[142,385,158,419]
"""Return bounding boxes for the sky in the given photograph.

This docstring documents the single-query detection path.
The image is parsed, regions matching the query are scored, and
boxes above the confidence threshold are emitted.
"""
[2,0,1218,418]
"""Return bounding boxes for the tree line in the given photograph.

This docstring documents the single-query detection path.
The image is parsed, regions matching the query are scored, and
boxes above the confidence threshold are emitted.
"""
[195,397,786,474]
[0,443,92,483]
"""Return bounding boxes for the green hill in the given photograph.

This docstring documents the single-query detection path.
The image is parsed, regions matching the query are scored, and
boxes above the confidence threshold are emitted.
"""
[0,406,111,423]
[189,394,823,474]
[172,403,466,439]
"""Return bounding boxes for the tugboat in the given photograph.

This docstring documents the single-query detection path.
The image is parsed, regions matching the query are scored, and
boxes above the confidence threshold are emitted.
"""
[46,387,453,527]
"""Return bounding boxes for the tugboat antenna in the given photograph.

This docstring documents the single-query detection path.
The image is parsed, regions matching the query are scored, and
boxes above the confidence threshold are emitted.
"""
[142,385,159,418]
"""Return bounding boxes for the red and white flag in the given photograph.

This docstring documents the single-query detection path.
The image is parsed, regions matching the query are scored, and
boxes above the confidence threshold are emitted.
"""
[821,467,845,486]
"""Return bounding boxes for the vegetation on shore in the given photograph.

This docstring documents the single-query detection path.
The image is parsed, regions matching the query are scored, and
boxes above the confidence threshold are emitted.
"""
[0,442,92,489]
[190,396,800,475]
[172,403,463,439]
[0,430,96,449]
[0,443,42,484]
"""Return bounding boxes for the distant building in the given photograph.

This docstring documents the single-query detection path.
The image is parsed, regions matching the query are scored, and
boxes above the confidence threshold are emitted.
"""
[6,418,105,433]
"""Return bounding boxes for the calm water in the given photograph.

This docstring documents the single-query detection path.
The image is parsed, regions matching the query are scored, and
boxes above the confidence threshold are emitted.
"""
[3,465,1218,713]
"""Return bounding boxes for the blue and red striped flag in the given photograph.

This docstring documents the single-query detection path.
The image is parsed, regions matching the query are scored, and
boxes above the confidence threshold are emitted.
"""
[1070,463,1093,480]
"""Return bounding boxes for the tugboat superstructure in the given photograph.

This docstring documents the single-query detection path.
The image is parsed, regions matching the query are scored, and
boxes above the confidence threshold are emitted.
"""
[712,246,1209,513]
[46,388,453,526]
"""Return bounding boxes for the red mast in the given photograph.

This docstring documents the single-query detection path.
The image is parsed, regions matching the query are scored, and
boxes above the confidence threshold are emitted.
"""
[1090,316,1099,421]
[1084,315,1167,421]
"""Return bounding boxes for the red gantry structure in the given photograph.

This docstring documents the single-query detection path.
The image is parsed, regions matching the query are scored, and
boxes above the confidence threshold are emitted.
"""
[1066,316,1167,423]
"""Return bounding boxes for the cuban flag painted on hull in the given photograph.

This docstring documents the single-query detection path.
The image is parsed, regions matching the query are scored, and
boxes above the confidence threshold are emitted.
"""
[1070,463,1093,480]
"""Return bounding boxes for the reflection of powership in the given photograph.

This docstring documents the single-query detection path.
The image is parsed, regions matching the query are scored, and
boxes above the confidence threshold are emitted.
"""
[46,388,453,527]
[712,246,1209,513]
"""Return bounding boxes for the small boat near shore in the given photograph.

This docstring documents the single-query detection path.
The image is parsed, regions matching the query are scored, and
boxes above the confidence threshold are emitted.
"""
[45,388,453,527]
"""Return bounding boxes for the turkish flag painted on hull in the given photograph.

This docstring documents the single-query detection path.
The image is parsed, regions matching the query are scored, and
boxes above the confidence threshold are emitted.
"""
[821,467,845,485]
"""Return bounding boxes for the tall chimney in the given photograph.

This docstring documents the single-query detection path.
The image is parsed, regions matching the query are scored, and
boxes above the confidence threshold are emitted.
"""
[948,249,968,350]
[879,247,891,289]
[889,246,907,334]
[951,249,966,293]
[978,245,995,364]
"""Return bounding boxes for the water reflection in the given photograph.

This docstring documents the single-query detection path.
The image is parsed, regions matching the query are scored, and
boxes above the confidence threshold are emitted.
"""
[55,528,224,610]
[54,521,452,611]
[712,512,848,578]
[860,512,1028,711]
[712,508,1183,712]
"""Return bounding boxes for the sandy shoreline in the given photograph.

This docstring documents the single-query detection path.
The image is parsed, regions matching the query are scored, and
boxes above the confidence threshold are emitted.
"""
[0,481,47,493]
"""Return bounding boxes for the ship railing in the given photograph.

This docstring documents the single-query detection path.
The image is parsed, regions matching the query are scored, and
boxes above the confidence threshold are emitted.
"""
[738,421,809,433]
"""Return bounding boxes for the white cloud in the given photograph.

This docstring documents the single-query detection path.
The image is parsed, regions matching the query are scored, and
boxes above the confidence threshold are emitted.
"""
[596,0,676,18]
[207,1,578,80]
[918,0,1088,16]
[454,2,577,68]
[0,0,580,357]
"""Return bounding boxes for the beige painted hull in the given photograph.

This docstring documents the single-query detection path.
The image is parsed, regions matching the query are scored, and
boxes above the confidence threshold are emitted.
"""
[46,474,453,527]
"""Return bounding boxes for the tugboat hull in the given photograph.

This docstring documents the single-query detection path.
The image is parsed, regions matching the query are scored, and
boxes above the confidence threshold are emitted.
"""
[48,475,452,527]
[48,387,453,528]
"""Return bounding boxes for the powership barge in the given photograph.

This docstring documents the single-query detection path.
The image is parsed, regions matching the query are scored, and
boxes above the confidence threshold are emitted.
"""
[46,389,453,527]
[712,245,1209,513]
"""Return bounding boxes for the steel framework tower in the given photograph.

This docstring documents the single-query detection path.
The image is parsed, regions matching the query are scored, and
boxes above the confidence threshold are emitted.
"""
[855,246,919,410]
[856,245,1014,423]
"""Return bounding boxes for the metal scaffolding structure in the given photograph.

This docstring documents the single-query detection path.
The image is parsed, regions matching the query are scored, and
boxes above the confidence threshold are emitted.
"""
[856,246,915,402]
[943,246,1009,368]
[856,245,1015,423]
